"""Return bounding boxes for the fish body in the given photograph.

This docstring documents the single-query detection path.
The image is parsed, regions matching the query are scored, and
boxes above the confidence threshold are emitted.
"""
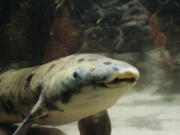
[0,54,139,134]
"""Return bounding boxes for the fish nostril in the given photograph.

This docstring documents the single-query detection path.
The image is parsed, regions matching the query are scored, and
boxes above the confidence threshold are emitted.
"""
[104,62,112,65]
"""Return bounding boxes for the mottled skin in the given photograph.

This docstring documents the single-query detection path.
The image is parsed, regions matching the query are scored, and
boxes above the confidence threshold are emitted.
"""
[0,54,139,135]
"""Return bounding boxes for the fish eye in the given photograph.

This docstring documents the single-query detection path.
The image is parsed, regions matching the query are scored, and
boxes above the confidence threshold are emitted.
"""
[73,71,79,79]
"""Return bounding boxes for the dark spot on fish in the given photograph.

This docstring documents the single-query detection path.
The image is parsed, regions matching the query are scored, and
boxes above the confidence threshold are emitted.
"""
[60,82,73,103]
[7,100,13,110]
[104,62,112,65]
[73,71,81,80]
[0,96,16,114]
[47,80,81,105]
[47,64,56,73]
[78,58,84,62]
[36,85,42,95]
[73,71,78,78]
[60,82,81,104]
[24,73,35,89]
[39,114,49,119]
[113,67,119,71]
[61,91,73,103]
[6,100,15,113]
[89,59,97,61]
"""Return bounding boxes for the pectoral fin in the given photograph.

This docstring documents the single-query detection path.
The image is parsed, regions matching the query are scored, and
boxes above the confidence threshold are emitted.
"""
[13,100,45,135]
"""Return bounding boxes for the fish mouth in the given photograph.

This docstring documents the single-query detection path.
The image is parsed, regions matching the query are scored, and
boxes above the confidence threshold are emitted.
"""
[97,71,139,88]
[104,77,137,88]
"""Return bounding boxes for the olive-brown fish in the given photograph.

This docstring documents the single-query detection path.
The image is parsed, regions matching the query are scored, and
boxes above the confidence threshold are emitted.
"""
[0,54,139,135]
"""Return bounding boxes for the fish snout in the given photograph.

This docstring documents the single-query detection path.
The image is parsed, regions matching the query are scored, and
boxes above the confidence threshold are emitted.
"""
[72,62,139,88]
[100,63,139,88]
[117,64,139,82]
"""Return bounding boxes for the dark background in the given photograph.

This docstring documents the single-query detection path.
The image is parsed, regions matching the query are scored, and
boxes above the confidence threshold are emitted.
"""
[0,0,179,99]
